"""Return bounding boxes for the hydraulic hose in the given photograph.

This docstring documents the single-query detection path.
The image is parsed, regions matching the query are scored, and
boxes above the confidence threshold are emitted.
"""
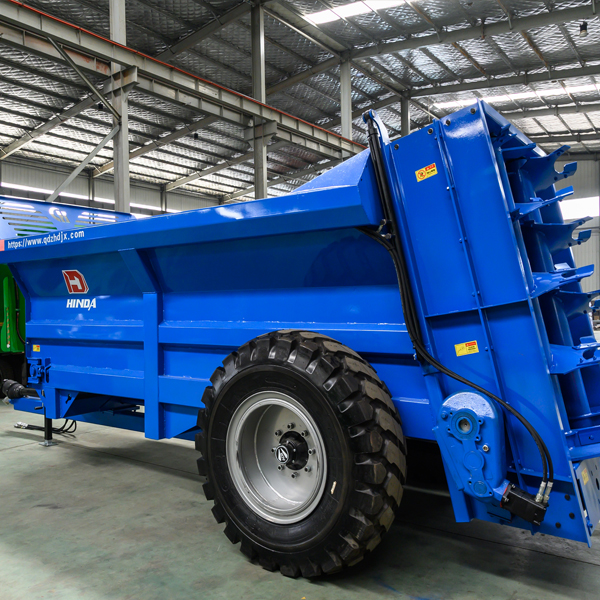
[360,112,553,502]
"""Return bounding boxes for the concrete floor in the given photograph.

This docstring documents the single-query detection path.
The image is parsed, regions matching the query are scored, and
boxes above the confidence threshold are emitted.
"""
[1,403,599,600]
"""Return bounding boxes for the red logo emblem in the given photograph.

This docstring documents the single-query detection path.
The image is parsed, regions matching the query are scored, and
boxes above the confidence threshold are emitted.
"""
[62,270,89,294]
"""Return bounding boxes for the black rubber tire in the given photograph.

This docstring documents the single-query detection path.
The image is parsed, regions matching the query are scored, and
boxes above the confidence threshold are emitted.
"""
[196,330,406,578]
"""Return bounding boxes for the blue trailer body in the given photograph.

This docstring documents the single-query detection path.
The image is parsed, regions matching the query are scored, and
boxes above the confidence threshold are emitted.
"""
[4,101,600,550]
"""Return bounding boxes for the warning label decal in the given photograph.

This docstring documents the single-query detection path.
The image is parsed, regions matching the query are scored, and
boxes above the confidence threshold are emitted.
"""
[455,340,479,357]
[415,163,438,182]
[33,345,40,352]
[582,468,590,486]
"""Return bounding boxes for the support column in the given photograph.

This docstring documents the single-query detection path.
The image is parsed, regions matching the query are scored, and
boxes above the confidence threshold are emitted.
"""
[340,61,352,141]
[251,3,267,200]
[110,0,130,212]
[160,184,167,213]
[401,96,410,137]
[88,169,94,206]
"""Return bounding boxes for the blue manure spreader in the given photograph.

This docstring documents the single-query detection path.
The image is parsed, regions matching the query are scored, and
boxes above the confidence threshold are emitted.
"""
[3,100,600,578]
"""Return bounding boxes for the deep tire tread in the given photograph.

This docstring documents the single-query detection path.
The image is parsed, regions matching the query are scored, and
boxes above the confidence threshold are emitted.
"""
[197,330,406,578]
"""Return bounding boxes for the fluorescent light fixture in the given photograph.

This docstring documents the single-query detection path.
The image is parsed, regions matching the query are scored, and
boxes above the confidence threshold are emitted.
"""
[0,181,88,201]
[166,208,182,213]
[130,202,161,211]
[335,2,371,18]
[305,0,404,24]
[93,197,115,205]
[365,0,405,8]
[306,9,338,24]
[560,196,599,221]
[434,84,600,109]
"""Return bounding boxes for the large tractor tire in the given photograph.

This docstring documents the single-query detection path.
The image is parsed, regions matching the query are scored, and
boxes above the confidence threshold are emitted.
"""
[196,330,406,578]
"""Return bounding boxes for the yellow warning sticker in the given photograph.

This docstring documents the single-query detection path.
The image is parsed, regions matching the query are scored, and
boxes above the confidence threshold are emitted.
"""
[455,340,479,357]
[33,344,40,352]
[415,162,438,182]
[582,468,590,486]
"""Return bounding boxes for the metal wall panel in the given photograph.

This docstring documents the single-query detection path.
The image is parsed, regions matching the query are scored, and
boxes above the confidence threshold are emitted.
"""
[572,229,599,293]
[2,160,89,198]
[168,192,216,211]
[557,159,599,200]
[0,158,219,213]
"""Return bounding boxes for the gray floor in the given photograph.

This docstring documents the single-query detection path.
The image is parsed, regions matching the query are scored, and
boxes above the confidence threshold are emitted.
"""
[1,403,598,600]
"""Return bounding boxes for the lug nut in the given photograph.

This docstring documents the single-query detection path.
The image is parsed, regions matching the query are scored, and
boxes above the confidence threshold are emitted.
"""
[304,466,311,473]
[271,447,276,453]
[301,430,309,437]
[482,444,490,452]
[277,465,284,471]
[308,448,315,456]
[275,430,282,436]
[287,422,295,430]
[291,472,299,479]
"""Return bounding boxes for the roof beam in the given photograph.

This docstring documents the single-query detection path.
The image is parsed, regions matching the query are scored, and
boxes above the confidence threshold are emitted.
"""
[93,115,219,177]
[155,2,253,61]
[0,1,363,156]
[222,158,341,203]
[529,133,600,144]
[0,67,137,160]
[410,63,600,99]
[263,4,595,92]
[352,4,595,59]
[562,152,600,161]
[166,140,287,192]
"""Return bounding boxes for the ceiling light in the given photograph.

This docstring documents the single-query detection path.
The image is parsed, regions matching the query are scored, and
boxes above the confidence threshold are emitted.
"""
[305,1,405,25]
[365,1,405,9]
[434,83,600,109]
[580,21,588,38]
[306,9,338,24]
[335,1,371,18]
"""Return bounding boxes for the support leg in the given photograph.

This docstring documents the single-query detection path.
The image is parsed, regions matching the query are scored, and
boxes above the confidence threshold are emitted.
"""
[39,415,57,447]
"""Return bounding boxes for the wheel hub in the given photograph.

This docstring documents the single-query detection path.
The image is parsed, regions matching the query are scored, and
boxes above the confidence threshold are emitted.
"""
[275,432,309,470]
[226,390,327,524]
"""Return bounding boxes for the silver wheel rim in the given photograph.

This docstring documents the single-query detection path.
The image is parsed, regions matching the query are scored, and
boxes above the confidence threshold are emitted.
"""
[226,390,327,524]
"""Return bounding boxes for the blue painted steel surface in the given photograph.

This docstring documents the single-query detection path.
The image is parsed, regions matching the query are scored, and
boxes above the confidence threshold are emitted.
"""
[4,102,600,547]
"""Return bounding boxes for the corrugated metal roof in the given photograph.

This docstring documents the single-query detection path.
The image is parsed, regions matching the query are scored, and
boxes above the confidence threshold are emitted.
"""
[0,0,598,204]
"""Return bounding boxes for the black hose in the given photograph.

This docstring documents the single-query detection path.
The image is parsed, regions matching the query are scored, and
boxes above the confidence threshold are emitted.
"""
[18,419,77,436]
[360,112,553,487]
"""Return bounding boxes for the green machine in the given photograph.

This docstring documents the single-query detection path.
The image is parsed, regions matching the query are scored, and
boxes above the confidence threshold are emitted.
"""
[0,264,25,383]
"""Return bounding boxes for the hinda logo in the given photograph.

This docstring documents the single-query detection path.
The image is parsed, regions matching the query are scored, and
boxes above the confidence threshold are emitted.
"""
[62,270,89,294]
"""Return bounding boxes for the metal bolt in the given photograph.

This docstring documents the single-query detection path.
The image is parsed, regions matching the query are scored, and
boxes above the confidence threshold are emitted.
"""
[301,430,309,437]
[428,128,433,134]
[470,107,476,114]
[287,422,295,430]
[291,472,299,479]
[394,143,399,150]
[304,466,312,472]
[445,119,451,126]
[277,465,284,471]
[308,448,316,456]
[271,447,276,453]
[482,444,490,452]
[275,430,282,436]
